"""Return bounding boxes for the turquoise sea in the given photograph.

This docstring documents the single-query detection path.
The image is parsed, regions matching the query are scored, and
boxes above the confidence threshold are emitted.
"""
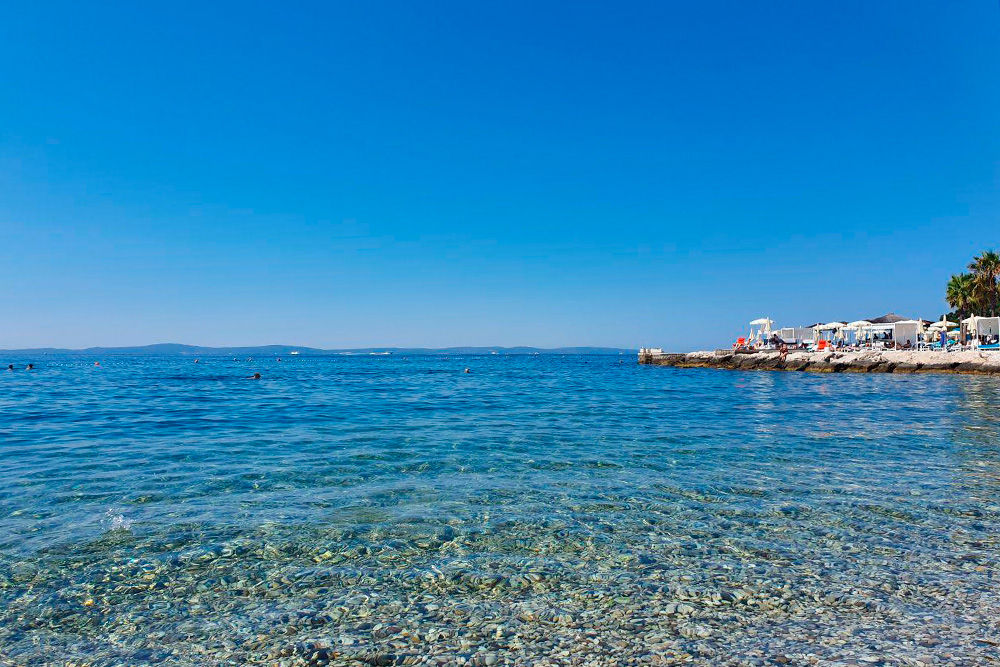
[2,355,999,666]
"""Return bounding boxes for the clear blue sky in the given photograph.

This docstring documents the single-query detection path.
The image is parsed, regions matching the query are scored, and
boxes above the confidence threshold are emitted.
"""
[2,2,998,350]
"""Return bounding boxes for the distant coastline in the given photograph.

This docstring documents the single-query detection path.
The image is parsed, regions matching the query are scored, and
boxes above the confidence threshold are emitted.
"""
[0,343,634,356]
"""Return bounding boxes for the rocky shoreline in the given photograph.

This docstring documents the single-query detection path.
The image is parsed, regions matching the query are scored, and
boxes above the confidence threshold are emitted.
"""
[640,349,1000,375]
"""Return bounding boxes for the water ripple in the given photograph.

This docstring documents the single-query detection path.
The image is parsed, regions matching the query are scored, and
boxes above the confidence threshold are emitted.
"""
[1,355,999,664]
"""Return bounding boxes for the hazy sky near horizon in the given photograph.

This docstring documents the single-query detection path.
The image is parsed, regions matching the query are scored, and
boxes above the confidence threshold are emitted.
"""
[2,2,999,350]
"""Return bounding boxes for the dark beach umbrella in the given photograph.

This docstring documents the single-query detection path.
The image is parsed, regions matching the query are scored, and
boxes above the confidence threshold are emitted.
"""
[868,313,908,324]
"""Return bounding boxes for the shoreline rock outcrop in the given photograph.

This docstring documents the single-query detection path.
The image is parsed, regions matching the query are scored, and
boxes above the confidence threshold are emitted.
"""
[639,349,1000,375]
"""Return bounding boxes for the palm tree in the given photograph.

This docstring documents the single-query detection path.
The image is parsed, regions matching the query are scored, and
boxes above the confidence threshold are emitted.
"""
[946,273,977,319]
[968,250,1000,316]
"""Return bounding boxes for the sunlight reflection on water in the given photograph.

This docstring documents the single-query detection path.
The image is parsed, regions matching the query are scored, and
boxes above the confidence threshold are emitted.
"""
[1,355,999,664]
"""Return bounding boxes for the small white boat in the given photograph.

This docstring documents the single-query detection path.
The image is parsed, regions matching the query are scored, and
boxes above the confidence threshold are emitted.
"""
[289,351,300,356]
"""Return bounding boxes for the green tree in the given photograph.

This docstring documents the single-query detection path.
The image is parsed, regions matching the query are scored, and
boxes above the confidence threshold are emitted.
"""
[946,273,977,319]
[968,250,1000,316]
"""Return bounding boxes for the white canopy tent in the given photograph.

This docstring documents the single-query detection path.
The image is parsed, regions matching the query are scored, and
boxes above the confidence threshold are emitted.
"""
[963,316,1000,346]
[867,323,895,345]
[844,320,872,345]
[748,318,773,344]
[965,316,999,336]
[814,322,846,343]
[891,320,923,347]
[778,327,815,344]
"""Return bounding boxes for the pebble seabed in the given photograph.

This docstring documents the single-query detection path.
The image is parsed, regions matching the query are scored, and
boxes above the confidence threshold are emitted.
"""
[2,498,999,667]
[3,356,1000,666]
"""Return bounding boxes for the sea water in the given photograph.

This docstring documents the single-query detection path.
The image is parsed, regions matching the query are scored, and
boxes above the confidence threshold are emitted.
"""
[1,355,999,665]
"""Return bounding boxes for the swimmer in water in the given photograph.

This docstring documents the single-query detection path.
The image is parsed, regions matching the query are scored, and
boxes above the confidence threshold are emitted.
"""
[94,361,100,367]
[463,368,471,373]
[6,364,13,371]
[248,372,261,380]
[26,364,34,370]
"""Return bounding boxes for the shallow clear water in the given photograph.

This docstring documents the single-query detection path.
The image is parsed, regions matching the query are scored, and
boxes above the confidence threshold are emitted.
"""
[2,355,999,666]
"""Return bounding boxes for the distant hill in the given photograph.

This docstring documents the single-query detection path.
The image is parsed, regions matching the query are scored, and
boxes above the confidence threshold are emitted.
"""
[0,343,634,356]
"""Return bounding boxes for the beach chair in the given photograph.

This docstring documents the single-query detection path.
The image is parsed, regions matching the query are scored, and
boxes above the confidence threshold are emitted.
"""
[733,337,746,349]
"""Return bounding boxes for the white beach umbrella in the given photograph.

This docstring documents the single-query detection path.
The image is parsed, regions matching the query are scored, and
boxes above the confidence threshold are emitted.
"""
[928,320,958,330]
[748,317,773,341]
[819,322,846,330]
[846,320,871,328]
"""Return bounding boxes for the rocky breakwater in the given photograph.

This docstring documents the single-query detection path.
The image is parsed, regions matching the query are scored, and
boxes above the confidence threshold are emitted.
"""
[640,349,1000,375]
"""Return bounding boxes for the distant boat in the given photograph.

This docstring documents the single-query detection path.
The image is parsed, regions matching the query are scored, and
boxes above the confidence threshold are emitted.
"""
[370,351,391,356]
[289,351,300,355]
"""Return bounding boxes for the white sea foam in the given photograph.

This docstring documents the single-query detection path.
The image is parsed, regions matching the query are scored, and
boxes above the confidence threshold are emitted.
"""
[102,509,133,532]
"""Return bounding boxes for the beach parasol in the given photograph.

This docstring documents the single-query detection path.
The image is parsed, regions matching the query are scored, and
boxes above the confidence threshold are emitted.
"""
[868,313,908,324]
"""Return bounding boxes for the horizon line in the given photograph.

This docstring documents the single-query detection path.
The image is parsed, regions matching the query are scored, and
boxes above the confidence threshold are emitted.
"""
[1,342,638,354]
